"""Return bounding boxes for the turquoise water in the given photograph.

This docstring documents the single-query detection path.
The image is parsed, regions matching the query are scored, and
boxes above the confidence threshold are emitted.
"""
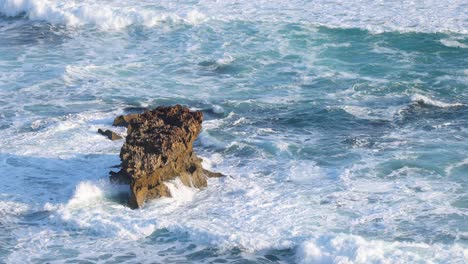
[0,0,467,263]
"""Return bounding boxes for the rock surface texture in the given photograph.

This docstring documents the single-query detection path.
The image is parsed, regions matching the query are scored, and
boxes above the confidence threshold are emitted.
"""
[110,105,210,209]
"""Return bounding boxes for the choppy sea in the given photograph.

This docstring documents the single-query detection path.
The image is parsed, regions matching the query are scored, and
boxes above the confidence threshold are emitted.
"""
[0,0,467,263]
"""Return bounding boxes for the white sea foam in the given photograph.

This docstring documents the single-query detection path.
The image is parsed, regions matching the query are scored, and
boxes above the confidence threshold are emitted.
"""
[185,10,207,25]
[0,200,28,221]
[342,105,376,120]
[341,105,400,121]
[212,104,225,114]
[67,181,104,207]
[1,0,467,33]
[445,158,468,176]
[232,117,247,126]
[0,0,206,30]
[275,141,290,152]
[411,94,465,108]
[434,74,468,85]
[440,39,468,49]
[163,178,198,203]
[2,118,467,263]
[31,163,466,262]
[215,53,235,66]
[1,109,126,157]
[289,160,325,185]
[200,153,224,171]
[296,234,467,264]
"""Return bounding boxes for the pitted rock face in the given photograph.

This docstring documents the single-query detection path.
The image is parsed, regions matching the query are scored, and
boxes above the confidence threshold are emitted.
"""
[110,105,207,208]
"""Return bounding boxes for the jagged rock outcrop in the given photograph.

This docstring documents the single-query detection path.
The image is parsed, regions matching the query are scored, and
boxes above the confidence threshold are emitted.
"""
[110,105,216,209]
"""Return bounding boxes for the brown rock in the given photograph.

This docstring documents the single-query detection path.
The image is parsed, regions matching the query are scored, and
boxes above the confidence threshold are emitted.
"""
[203,169,225,178]
[110,105,208,209]
[98,129,123,140]
[112,113,139,127]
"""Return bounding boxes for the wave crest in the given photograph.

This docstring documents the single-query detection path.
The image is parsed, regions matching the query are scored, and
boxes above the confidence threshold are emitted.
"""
[1,0,467,33]
[0,0,206,30]
[411,94,465,108]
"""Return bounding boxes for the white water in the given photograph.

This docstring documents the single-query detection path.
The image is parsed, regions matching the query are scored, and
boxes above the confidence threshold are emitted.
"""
[1,110,466,262]
[0,0,467,33]
[0,0,206,30]
[441,39,468,49]
[411,94,465,108]
[296,235,468,263]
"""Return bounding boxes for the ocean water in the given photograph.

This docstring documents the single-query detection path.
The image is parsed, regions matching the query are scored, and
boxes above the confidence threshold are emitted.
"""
[0,0,467,263]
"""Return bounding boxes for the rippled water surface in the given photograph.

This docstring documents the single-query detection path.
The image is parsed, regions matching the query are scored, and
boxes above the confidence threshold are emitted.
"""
[0,0,467,263]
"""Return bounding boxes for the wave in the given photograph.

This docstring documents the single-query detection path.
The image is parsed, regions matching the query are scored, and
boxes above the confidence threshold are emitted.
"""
[296,234,466,263]
[37,179,468,263]
[163,178,199,203]
[288,160,326,185]
[66,181,105,207]
[1,0,467,33]
[0,0,206,30]
[39,177,467,263]
[440,38,468,49]
[2,106,467,262]
[445,158,468,176]
[411,94,465,108]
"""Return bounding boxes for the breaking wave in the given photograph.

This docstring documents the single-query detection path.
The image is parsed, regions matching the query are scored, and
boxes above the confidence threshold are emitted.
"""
[411,94,465,108]
[1,0,467,33]
[0,0,206,30]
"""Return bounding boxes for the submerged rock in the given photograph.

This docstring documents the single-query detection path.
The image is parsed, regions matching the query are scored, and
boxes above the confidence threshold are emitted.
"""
[110,105,219,209]
[98,129,123,140]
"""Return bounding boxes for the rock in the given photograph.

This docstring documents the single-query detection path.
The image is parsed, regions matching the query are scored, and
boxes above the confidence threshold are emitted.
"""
[110,105,209,208]
[123,106,149,112]
[202,169,225,178]
[98,129,123,140]
[112,113,139,127]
